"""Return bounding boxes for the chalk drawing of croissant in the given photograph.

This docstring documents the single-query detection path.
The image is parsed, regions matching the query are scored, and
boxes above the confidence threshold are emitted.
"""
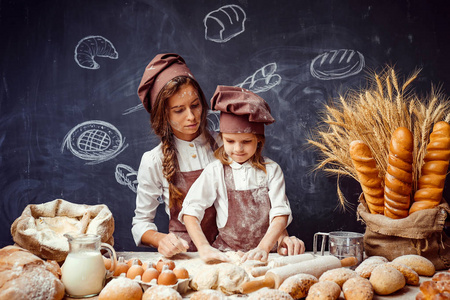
[204,4,246,43]
[237,63,282,93]
[310,49,365,80]
[74,35,119,69]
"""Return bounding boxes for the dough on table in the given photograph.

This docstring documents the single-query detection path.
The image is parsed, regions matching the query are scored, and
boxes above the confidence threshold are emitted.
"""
[190,263,249,295]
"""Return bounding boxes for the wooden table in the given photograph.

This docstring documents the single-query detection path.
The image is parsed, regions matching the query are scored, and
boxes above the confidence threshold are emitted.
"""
[65,251,436,299]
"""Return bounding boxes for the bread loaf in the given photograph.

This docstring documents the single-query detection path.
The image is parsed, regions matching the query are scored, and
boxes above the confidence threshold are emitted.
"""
[410,121,450,214]
[391,254,435,276]
[319,267,358,287]
[369,264,405,295]
[98,276,143,300]
[0,245,65,300]
[385,262,420,286]
[349,140,384,214]
[142,285,182,300]
[384,127,414,218]
[247,287,294,299]
[305,281,341,300]
[278,273,318,299]
[342,276,374,300]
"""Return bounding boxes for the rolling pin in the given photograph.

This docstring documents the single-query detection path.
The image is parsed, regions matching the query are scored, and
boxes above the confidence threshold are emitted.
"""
[251,253,315,277]
[241,255,357,294]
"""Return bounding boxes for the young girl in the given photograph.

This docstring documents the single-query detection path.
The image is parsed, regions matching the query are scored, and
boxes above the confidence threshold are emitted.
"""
[180,85,301,263]
[131,53,219,257]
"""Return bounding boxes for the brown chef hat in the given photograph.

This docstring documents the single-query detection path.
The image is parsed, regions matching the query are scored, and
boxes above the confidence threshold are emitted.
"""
[211,85,275,135]
[137,53,195,113]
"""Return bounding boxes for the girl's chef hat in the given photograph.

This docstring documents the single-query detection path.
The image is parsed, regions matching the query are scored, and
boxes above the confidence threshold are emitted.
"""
[137,53,195,113]
[211,85,275,135]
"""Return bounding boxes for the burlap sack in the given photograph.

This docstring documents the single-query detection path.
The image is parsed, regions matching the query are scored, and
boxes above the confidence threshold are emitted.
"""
[11,199,114,262]
[357,194,450,270]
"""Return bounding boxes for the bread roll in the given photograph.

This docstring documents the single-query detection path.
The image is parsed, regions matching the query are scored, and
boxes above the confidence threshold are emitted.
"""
[247,287,294,300]
[369,264,405,295]
[410,121,450,214]
[342,276,374,300]
[306,281,341,300]
[349,140,384,214]
[189,289,227,300]
[98,276,143,300]
[384,127,414,218]
[278,273,318,299]
[391,254,436,276]
[319,267,358,287]
[384,262,419,286]
[0,245,65,300]
[142,285,182,300]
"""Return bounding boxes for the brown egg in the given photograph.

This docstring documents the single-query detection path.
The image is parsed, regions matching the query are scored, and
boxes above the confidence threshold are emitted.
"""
[113,257,130,276]
[157,268,178,286]
[173,267,189,280]
[155,259,176,273]
[142,261,156,270]
[127,258,142,268]
[141,267,160,283]
[127,263,145,280]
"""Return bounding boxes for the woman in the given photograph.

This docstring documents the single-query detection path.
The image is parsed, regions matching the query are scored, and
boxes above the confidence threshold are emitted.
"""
[132,53,219,257]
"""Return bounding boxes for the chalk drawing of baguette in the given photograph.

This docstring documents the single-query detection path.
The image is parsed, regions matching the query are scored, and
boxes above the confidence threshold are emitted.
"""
[310,49,365,80]
[204,4,246,43]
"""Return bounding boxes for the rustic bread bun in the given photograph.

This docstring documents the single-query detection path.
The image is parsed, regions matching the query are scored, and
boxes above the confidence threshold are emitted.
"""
[98,276,143,300]
[142,285,182,300]
[355,257,387,279]
[247,287,294,300]
[392,254,436,276]
[319,267,358,287]
[0,245,65,300]
[369,264,405,295]
[384,127,414,219]
[349,140,384,214]
[385,262,420,286]
[411,121,450,214]
[305,281,341,300]
[342,276,374,300]
[278,273,318,299]
[189,289,227,300]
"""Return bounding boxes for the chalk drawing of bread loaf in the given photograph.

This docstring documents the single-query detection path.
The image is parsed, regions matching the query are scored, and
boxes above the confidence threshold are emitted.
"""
[310,49,365,80]
[237,63,282,93]
[204,4,246,43]
[74,35,119,69]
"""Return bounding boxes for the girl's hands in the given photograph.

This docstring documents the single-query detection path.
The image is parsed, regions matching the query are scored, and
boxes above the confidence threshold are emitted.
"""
[277,235,305,256]
[198,245,230,263]
[240,247,269,263]
[157,232,189,258]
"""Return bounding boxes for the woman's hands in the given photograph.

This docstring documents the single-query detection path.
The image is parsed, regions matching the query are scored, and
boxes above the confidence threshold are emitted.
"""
[157,232,189,257]
[198,244,230,263]
[240,247,269,263]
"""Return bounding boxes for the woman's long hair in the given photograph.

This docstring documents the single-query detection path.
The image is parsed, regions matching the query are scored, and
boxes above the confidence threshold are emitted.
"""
[150,76,216,208]
[214,133,267,173]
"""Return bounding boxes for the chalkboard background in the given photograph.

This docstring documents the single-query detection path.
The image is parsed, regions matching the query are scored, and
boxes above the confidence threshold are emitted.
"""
[1,0,450,252]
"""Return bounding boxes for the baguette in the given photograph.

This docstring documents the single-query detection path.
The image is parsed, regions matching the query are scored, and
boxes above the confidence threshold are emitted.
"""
[410,121,450,214]
[384,127,414,218]
[349,140,384,214]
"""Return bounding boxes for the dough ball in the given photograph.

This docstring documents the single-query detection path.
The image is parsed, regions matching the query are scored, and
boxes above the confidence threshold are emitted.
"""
[98,277,142,300]
[190,265,219,291]
[142,285,182,300]
[189,289,227,300]
[247,287,294,299]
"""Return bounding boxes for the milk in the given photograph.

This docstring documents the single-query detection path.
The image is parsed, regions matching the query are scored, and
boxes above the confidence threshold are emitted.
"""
[61,251,106,297]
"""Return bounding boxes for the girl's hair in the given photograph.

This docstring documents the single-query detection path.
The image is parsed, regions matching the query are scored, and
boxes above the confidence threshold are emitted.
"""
[150,76,216,208]
[214,133,267,173]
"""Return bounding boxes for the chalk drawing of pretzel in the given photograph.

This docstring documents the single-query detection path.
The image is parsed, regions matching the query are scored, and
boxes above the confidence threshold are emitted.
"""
[74,35,119,70]
[204,4,246,43]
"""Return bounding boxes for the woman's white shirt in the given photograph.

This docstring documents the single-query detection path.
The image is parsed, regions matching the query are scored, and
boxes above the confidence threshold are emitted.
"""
[179,158,293,228]
[131,134,216,246]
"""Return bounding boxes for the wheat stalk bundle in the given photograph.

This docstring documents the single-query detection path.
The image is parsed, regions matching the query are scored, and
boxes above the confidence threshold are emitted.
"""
[308,66,450,208]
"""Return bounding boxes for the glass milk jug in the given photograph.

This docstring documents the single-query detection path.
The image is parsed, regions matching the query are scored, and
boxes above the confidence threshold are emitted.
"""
[61,233,116,298]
